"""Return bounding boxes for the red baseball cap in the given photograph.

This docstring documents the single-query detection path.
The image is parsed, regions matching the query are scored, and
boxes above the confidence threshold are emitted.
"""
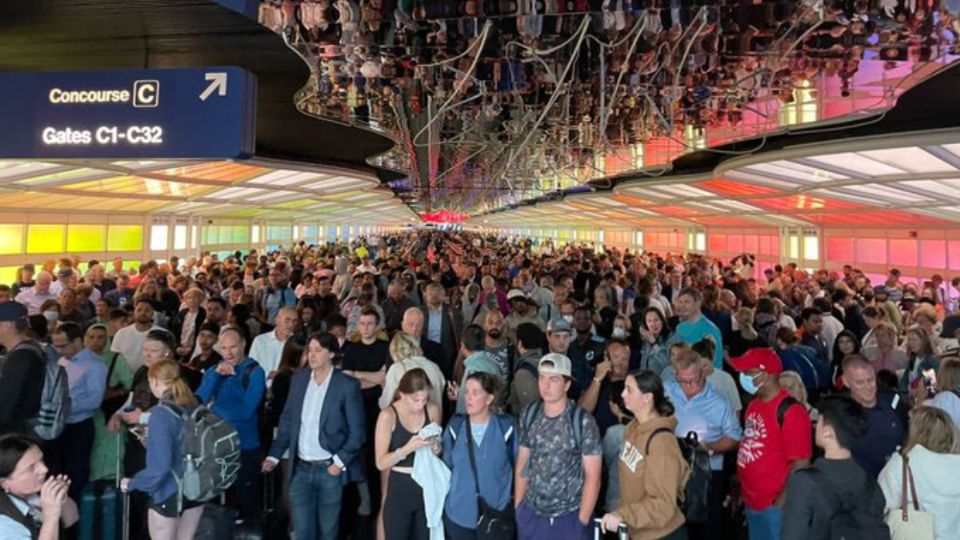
[729,348,783,375]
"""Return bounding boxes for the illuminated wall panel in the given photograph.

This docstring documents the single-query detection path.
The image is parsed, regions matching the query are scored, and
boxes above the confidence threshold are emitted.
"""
[26,224,65,254]
[855,238,886,265]
[67,224,107,252]
[728,234,744,253]
[708,235,727,253]
[0,225,24,255]
[744,235,758,254]
[0,266,18,287]
[107,225,143,251]
[949,241,960,270]
[888,239,918,267]
[919,240,946,269]
[825,237,855,262]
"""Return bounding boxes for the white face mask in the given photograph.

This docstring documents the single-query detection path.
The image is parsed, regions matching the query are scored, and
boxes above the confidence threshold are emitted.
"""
[612,327,627,339]
[563,314,574,324]
[43,310,59,323]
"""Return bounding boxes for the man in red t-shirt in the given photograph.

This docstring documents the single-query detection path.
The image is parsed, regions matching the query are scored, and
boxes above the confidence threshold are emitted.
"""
[732,348,812,540]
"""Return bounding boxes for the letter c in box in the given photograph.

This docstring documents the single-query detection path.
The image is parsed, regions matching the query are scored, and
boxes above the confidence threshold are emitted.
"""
[133,80,159,108]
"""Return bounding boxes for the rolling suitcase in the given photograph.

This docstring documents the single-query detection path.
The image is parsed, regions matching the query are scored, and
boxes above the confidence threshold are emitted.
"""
[593,517,629,540]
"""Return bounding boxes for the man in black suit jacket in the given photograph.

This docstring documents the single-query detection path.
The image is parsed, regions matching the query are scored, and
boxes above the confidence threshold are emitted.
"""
[262,333,365,540]
[419,283,462,380]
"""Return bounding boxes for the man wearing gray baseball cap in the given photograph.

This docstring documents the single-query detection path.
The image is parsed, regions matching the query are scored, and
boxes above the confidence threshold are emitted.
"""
[515,352,602,539]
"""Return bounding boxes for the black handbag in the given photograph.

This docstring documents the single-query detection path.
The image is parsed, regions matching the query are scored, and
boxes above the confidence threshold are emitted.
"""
[100,352,128,418]
[465,419,516,539]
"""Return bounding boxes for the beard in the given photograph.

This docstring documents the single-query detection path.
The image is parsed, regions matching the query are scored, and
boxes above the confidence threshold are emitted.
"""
[487,330,502,339]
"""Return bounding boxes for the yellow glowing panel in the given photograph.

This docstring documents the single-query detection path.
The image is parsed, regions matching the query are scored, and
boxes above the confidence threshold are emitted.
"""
[63,176,214,198]
[0,266,19,287]
[0,225,24,255]
[26,224,65,254]
[107,225,143,251]
[67,224,106,252]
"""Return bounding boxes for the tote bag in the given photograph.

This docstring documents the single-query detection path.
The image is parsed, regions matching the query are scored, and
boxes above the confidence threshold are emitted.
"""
[885,456,935,540]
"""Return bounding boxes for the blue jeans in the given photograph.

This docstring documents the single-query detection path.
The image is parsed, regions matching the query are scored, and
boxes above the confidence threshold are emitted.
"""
[745,506,783,540]
[289,461,344,540]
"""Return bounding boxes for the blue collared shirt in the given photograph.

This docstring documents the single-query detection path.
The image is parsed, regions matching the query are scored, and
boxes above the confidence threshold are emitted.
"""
[60,348,108,424]
[196,357,265,450]
[427,308,443,344]
[666,379,742,470]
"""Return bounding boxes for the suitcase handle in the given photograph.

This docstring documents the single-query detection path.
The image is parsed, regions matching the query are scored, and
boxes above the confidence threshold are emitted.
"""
[593,517,628,540]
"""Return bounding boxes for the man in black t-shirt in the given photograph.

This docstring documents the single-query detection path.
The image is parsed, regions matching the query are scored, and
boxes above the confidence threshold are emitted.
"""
[341,307,390,517]
[0,302,45,434]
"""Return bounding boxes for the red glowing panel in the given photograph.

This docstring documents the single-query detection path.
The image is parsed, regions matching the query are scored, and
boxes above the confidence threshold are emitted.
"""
[746,195,864,212]
[651,205,701,217]
[920,240,946,269]
[949,241,960,270]
[803,211,952,227]
[604,148,635,177]
[825,238,855,262]
[612,194,653,207]
[744,235,759,253]
[759,235,779,256]
[856,238,887,265]
[728,234,744,253]
[889,239,918,267]
[700,179,780,198]
[708,235,728,252]
[669,232,683,247]
[421,210,467,223]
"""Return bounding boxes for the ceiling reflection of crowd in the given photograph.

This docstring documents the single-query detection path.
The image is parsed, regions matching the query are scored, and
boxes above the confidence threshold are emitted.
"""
[257,0,960,214]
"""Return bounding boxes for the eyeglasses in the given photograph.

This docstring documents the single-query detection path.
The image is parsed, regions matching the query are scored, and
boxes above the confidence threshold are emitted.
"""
[677,376,703,387]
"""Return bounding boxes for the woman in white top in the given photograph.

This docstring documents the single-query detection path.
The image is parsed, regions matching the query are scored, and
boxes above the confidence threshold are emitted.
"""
[923,358,960,431]
[0,434,78,540]
[379,332,446,409]
[879,406,960,540]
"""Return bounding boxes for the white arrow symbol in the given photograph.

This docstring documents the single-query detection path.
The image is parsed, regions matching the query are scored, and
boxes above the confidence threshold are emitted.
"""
[199,72,228,101]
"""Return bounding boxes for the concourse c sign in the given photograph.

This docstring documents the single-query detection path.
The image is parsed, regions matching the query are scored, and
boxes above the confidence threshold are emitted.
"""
[0,67,257,159]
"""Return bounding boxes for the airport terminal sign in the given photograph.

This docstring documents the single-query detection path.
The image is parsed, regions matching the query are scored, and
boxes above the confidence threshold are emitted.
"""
[0,67,257,159]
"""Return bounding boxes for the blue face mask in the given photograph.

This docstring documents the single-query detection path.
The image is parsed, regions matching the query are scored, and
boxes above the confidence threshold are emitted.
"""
[739,372,761,395]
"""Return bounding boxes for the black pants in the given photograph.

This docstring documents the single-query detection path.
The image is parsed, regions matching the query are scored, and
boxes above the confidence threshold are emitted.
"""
[687,471,729,540]
[45,418,95,500]
[227,448,261,525]
[382,472,428,540]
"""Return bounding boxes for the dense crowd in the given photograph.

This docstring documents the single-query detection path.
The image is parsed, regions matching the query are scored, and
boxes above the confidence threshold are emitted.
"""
[1,230,959,540]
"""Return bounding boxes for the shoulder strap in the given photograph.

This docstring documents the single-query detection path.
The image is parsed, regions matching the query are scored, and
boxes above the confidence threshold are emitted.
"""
[521,399,542,436]
[0,493,40,540]
[240,362,257,390]
[570,403,585,450]
[645,426,676,455]
[105,351,120,385]
[777,396,800,428]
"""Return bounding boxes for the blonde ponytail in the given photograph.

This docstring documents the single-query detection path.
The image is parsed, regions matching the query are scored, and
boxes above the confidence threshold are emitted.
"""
[148,360,198,407]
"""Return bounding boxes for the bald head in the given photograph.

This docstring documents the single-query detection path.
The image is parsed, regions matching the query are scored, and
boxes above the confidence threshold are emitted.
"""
[402,307,424,338]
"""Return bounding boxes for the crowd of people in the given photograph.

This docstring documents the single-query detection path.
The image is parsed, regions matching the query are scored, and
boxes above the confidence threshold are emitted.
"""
[0,230,959,540]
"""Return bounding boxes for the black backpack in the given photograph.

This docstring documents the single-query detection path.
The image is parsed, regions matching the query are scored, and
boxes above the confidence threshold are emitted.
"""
[647,428,711,523]
[806,469,891,540]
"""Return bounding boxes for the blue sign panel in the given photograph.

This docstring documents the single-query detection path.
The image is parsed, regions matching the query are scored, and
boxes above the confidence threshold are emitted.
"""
[0,67,257,159]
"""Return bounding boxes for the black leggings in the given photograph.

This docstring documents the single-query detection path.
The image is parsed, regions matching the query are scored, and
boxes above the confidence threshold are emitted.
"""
[383,471,428,540]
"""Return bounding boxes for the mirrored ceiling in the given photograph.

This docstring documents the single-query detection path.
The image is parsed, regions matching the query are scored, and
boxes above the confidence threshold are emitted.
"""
[258,0,960,216]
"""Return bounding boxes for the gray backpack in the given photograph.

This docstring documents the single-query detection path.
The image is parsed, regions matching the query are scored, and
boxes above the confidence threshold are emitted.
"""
[19,341,70,441]
[161,402,241,503]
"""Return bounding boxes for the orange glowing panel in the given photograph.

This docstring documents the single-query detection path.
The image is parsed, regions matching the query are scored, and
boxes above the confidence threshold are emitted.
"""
[650,205,701,217]
[612,194,654,207]
[745,195,864,212]
[604,148,635,177]
[689,216,759,227]
[700,179,780,198]
[158,162,269,183]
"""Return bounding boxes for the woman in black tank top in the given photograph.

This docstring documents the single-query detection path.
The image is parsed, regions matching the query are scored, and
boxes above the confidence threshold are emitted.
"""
[374,369,441,540]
